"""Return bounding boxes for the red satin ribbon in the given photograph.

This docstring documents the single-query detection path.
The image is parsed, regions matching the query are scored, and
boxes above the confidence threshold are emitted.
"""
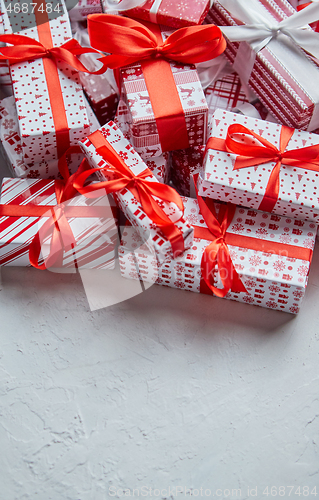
[0,34,107,74]
[88,14,226,152]
[0,148,109,269]
[194,182,312,297]
[206,124,319,212]
[74,130,186,257]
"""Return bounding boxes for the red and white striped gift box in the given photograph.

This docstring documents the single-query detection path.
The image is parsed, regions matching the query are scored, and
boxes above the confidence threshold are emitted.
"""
[206,0,319,131]
[0,177,117,268]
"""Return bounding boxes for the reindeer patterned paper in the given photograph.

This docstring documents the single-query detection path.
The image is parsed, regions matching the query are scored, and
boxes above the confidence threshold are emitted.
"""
[80,121,194,263]
[119,196,317,314]
[119,27,208,159]
[0,0,91,164]
[0,95,98,179]
[198,110,319,223]
[0,177,118,268]
[119,0,210,29]
[114,102,169,183]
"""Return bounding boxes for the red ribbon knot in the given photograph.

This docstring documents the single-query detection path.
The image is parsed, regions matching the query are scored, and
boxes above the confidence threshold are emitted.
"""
[207,123,319,213]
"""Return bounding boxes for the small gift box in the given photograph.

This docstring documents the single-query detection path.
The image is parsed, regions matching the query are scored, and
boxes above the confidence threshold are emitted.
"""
[0,95,99,179]
[88,15,226,158]
[119,192,317,314]
[80,68,119,126]
[0,176,118,269]
[198,110,319,223]
[0,0,103,164]
[102,0,211,29]
[205,72,249,118]
[206,0,319,130]
[170,146,205,197]
[78,121,194,263]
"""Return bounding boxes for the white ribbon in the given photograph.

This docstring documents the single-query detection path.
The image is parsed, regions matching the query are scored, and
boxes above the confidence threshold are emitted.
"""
[217,0,319,59]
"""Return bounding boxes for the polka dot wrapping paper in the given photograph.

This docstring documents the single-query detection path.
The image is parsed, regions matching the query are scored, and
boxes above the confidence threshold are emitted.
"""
[0,0,91,164]
[79,121,194,264]
[198,109,319,223]
[119,196,317,314]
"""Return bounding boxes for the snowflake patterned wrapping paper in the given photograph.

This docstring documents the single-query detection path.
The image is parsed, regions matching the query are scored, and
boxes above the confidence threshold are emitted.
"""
[114,100,170,183]
[69,0,102,22]
[0,177,118,268]
[0,0,92,164]
[206,0,319,131]
[0,95,99,179]
[79,121,194,263]
[116,55,208,159]
[170,146,205,198]
[119,196,317,314]
[198,109,319,223]
[109,0,211,29]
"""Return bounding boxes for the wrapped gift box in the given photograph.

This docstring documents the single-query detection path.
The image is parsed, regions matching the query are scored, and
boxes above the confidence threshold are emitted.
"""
[109,0,211,29]
[170,146,205,197]
[79,121,194,263]
[119,196,317,314]
[69,0,102,22]
[0,95,99,179]
[0,177,118,268]
[206,0,319,131]
[198,110,319,223]
[0,0,91,164]
[205,72,249,118]
[112,23,209,159]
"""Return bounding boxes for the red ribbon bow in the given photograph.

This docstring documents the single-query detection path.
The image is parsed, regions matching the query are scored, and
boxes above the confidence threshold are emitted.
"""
[194,183,247,297]
[207,123,319,212]
[87,14,226,152]
[88,14,226,68]
[74,130,186,258]
[0,34,107,74]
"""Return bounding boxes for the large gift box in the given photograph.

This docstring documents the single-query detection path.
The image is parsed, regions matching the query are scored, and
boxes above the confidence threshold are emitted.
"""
[78,121,194,263]
[88,15,226,158]
[0,95,99,179]
[0,176,118,268]
[119,194,317,314]
[206,0,319,131]
[102,0,211,29]
[198,110,319,223]
[0,0,94,164]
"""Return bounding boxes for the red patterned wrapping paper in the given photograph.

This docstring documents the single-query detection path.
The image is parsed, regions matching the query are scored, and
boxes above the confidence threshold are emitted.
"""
[116,25,208,159]
[0,0,91,164]
[119,196,317,314]
[206,0,319,131]
[113,0,211,29]
[198,109,319,222]
[0,95,99,179]
[79,121,194,263]
[170,146,205,197]
[69,0,102,22]
[0,177,118,268]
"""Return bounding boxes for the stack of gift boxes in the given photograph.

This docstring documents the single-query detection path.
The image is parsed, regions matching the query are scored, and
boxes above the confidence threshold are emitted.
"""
[0,0,319,314]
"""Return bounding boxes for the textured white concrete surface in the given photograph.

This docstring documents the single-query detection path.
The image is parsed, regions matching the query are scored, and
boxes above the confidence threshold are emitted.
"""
[0,157,319,500]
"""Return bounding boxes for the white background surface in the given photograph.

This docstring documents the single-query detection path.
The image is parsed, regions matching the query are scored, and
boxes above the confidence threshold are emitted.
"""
[0,156,319,500]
